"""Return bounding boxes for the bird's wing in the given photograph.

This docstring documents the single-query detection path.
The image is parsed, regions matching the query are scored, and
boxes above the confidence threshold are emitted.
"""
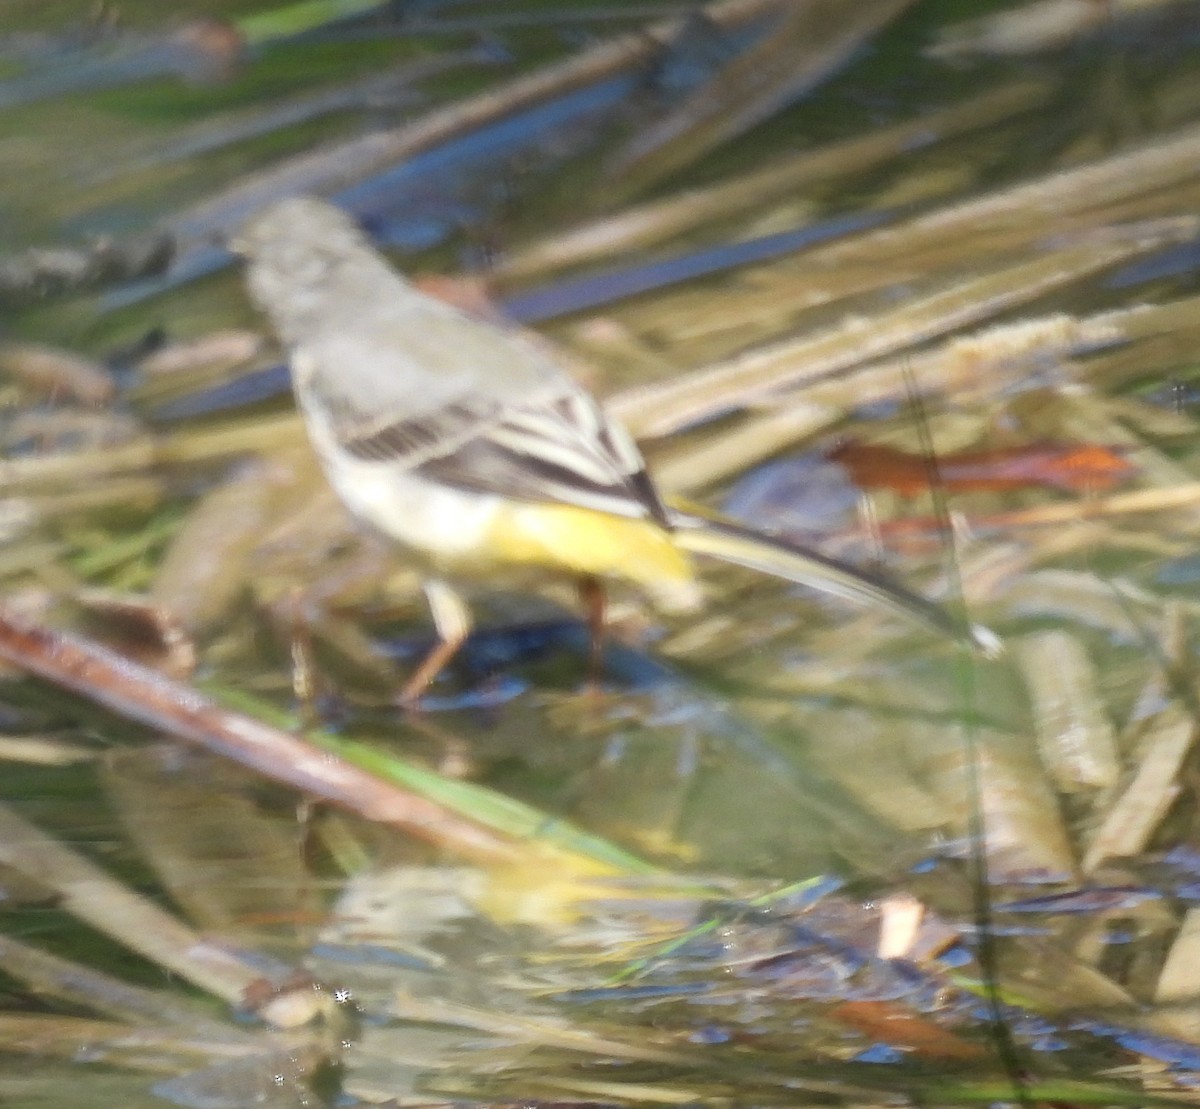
[301,309,671,526]
[409,387,671,526]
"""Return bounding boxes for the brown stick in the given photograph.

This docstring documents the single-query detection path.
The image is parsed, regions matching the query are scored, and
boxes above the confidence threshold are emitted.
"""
[0,605,517,863]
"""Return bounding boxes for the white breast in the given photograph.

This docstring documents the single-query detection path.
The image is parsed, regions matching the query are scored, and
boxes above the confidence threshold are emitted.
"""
[292,371,499,566]
[325,449,499,562]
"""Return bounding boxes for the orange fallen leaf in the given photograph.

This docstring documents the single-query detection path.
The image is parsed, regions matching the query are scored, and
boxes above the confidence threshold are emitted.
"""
[831,1000,985,1060]
[828,440,1136,497]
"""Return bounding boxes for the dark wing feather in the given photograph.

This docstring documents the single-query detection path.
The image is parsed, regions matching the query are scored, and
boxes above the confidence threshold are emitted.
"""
[328,380,670,527]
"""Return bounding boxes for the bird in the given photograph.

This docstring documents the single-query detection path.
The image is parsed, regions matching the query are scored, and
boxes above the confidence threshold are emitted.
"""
[232,196,995,706]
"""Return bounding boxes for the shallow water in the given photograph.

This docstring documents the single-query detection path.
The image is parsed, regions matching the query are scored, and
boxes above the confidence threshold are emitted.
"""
[4,1,1200,1106]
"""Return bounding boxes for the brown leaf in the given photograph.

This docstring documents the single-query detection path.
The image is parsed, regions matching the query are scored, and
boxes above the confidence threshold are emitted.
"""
[831,1000,985,1060]
[829,439,1136,496]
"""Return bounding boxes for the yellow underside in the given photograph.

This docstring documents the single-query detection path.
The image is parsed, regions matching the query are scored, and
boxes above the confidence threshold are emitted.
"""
[481,500,700,612]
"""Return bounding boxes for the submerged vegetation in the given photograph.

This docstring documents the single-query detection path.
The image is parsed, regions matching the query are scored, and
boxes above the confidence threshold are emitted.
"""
[4,0,1200,1105]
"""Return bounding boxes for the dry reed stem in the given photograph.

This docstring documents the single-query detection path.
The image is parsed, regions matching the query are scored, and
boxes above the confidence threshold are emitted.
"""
[171,0,784,246]
[613,221,1195,448]
[601,0,920,200]
[497,79,1051,280]
[0,801,308,1020]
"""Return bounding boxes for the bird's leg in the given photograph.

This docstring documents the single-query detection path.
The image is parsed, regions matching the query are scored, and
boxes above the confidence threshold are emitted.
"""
[285,584,321,729]
[577,575,607,691]
[397,578,472,709]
